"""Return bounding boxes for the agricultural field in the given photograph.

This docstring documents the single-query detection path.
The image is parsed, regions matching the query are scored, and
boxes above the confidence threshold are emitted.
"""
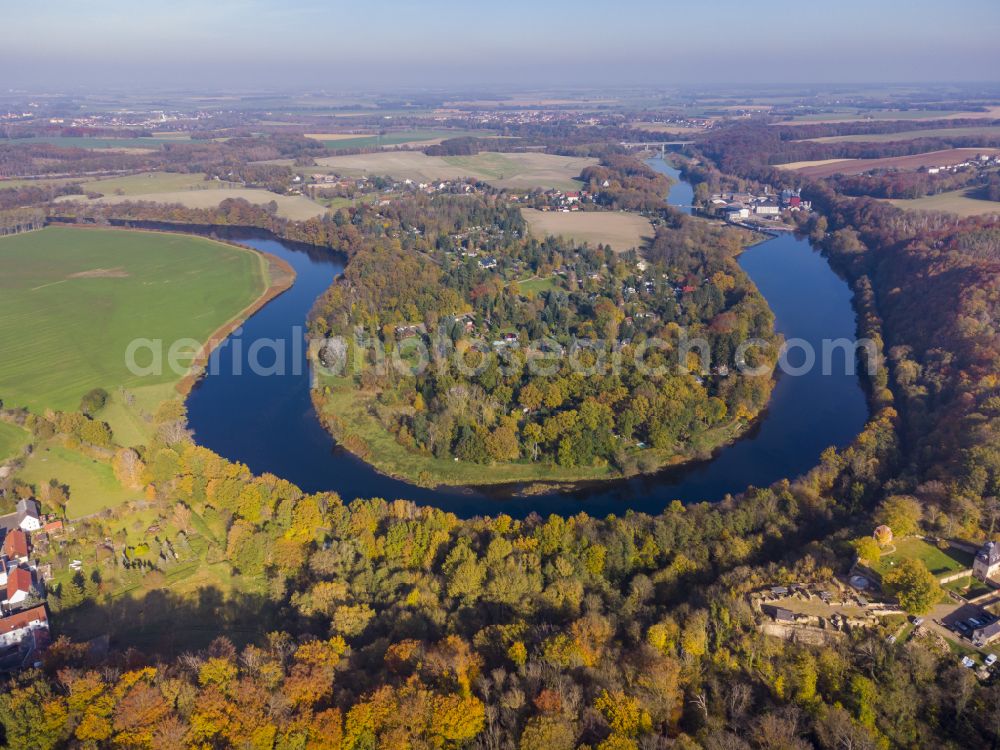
[774,158,852,171]
[78,171,238,196]
[775,108,998,125]
[55,187,327,220]
[871,537,974,579]
[521,208,654,252]
[305,128,488,150]
[0,226,269,415]
[801,125,1000,144]
[0,172,238,193]
[776,148,1000,178]
[315,150,596,190]
[886,188,1000,217]
[0,135,192,150]
[0,422,29,462]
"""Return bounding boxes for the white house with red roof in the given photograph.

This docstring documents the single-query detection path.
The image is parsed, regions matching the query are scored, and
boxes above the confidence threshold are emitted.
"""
[4,567,34,607]
[0,605,48,649]
[2,529,29,564]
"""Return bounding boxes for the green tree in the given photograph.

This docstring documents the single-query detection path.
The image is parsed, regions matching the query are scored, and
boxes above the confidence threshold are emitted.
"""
[79,387,109,417]
[876,495,923,538]
[882,558,941,614]
[852,536,882,563]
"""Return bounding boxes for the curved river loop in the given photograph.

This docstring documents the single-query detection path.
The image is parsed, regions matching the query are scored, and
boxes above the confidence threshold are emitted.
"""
[185,159,869,518]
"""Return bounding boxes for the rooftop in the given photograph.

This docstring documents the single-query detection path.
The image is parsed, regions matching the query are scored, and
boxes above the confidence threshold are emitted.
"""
[0,605,47,635]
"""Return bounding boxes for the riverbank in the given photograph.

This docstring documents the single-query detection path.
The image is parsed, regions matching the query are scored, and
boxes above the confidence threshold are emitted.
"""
[175,249,296,396]
[183,176,866,518]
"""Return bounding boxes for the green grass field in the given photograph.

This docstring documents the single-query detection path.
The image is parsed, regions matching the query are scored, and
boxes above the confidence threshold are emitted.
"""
[18,442,141,517]
[0,226,268,414]
[516,276,558,295]
[942,575,994,600]
[0,422,30,461]
[872,537,974,578]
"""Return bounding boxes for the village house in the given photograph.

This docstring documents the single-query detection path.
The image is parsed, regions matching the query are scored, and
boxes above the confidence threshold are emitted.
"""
[974,540,1000,582]
[394,323,427,339]
[4,567,34,608]
[15,499,41,532]
[973,621,1000,648]
[2,529,29,565]
[0,605,48,649]
[0,605,49,670]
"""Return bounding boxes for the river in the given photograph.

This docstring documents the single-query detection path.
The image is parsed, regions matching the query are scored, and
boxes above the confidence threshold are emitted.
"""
[185,161,868,518]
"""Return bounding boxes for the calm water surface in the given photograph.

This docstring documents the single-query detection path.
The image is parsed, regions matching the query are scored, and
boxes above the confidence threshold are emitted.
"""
[186,162,868,517]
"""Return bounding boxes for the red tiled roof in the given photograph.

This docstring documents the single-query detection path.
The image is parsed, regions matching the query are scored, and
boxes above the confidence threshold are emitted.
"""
[0,605,47,634]
[6,567,31,599]
[3,529,28,559]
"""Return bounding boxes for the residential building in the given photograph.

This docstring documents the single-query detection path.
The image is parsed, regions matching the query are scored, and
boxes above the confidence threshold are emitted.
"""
[15,499,41,532]
[5,567,33,607]
[2,529,29,564]
[974,541,1000,582]
[0,605,48,649]
[973,621,1000,648]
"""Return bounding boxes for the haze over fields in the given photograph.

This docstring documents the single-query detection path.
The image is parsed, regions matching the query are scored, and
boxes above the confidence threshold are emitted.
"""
[3,0,998,88]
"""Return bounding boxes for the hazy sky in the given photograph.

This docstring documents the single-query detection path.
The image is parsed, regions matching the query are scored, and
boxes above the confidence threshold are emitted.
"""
[4,0,999,89]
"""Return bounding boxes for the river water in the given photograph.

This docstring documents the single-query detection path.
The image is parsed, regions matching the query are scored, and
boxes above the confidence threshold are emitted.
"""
[185,161,868,518]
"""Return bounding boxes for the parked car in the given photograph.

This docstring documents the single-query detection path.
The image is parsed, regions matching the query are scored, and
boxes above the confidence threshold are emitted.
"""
[985,654,998,667]
[913,617,925,626]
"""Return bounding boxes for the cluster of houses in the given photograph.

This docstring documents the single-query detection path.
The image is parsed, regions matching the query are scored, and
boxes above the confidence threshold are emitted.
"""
[709,188,811,223]
[0,499,55,671]
[530,188,593,211]
[925,153,1000,175]
[306,174,478,200]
